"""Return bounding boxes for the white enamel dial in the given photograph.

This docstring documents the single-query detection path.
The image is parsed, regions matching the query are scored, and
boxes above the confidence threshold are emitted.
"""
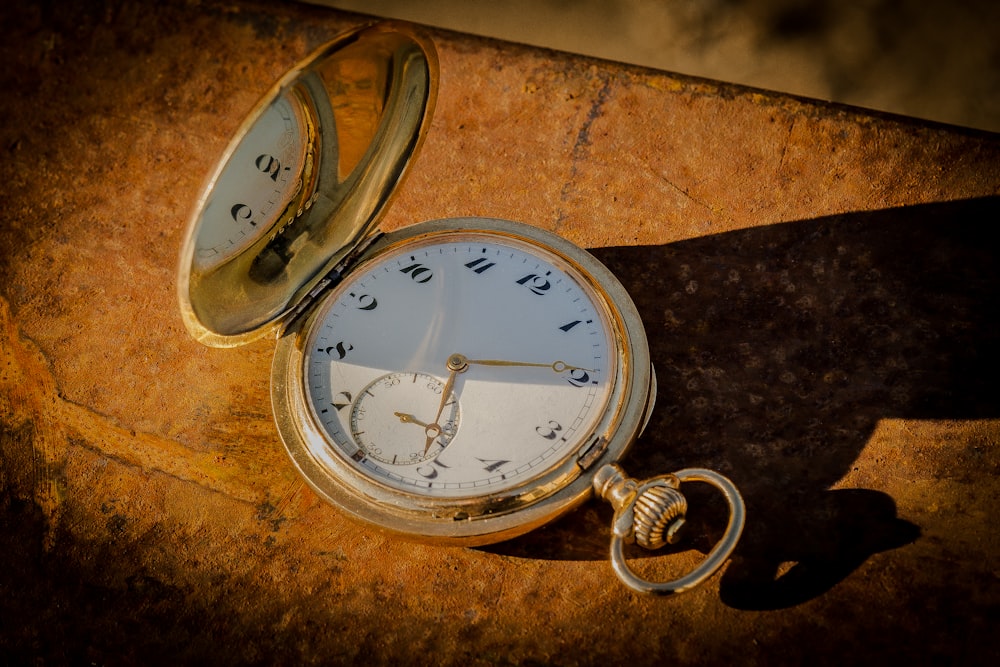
[301,231,616,498]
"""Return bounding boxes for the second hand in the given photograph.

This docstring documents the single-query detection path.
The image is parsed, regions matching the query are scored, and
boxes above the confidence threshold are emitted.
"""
[422,354,468,454]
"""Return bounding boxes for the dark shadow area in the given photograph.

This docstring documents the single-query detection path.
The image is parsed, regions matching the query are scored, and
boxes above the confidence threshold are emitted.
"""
[484,196,999,609]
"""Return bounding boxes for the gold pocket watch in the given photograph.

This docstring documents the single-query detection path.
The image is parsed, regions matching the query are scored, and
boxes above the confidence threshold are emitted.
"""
[177,23,744,595]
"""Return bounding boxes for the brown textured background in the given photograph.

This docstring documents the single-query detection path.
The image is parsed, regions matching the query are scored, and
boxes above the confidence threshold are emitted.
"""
[1,1,998,664]
[313,0,1000,134]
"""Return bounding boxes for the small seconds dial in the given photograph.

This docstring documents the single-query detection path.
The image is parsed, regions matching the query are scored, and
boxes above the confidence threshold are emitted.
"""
[303,232,616,497]
[350,372,461,465]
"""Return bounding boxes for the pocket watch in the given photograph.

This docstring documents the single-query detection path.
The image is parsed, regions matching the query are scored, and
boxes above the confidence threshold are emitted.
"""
[177,23,744,595]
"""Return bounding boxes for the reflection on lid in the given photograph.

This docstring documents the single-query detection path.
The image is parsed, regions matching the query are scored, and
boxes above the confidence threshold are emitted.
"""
[179,24,436,346]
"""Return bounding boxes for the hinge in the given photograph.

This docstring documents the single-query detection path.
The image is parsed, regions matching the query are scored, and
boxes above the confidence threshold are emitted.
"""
[283,231,386,330]
[576,434,609,471]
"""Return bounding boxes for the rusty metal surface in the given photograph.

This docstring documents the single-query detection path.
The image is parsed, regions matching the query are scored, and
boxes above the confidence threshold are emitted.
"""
[1,0,998,664]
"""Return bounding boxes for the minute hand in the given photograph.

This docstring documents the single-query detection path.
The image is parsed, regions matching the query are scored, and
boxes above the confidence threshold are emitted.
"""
[464,359,593,373]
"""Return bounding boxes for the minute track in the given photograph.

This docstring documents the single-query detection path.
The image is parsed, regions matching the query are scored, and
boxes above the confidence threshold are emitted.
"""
[300,231,614,497]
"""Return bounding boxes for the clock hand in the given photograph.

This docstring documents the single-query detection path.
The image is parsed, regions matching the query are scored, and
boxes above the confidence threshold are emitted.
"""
[464,358,594,373]
[415,354,590,456]
[423,354,468,455]
[394,412,430,428]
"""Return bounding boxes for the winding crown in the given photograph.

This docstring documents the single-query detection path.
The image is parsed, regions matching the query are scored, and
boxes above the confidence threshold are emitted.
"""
[632,483,688,549]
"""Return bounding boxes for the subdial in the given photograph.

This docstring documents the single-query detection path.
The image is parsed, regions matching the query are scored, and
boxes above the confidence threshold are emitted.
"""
[350,372,461,465]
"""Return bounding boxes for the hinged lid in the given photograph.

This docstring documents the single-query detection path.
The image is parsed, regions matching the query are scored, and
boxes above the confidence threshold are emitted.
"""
[177,23,437,347]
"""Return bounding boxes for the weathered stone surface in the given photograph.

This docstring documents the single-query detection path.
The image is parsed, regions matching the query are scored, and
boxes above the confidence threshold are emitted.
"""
[1,0,998,664]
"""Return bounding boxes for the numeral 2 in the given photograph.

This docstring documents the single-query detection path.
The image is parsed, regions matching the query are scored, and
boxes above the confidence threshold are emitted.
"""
[567,368,591,387]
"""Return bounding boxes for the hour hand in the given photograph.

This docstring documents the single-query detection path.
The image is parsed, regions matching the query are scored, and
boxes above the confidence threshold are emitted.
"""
[395,412,447,455]
[394,410,446,454]
[394,411,429,428]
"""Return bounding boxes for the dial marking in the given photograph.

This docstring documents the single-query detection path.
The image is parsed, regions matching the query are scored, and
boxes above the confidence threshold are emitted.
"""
[301,231,616,497]
[464,257,496,274]
[399,262,434,283]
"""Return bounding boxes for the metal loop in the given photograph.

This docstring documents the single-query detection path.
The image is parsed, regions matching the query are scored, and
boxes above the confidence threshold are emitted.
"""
[597,466,745,596]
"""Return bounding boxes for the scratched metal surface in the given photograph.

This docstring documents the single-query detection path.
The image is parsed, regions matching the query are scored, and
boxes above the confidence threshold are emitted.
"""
[1,0,998,664]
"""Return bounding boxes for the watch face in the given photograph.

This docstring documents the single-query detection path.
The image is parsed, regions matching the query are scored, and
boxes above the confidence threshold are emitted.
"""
[299,230,618,498]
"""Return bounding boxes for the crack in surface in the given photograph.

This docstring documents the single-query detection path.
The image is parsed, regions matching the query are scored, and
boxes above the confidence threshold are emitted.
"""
[555,72,614,230]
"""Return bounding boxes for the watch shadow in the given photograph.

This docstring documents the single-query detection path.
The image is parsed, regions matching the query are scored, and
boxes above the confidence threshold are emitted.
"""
[480,196,999,610]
